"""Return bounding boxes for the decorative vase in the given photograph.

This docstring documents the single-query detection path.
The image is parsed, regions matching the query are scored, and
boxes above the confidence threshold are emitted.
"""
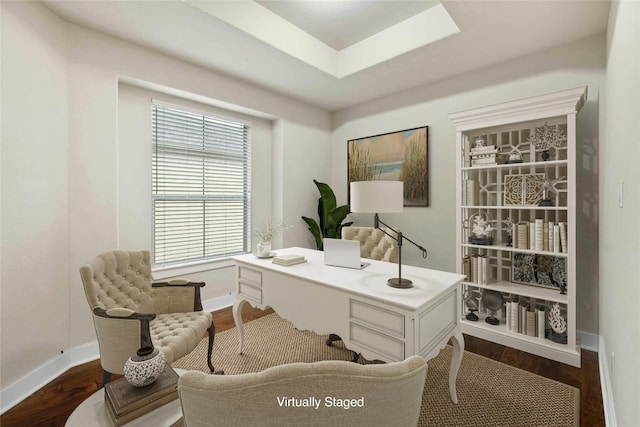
[541,150,550,161]
[124,346,165,387]
[257,241,272,257]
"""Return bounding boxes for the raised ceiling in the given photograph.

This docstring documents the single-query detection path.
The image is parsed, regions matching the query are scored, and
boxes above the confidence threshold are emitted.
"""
[43,0,610,112]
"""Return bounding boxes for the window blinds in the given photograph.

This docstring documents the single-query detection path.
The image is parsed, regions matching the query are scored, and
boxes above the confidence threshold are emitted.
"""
[152,103,251,266]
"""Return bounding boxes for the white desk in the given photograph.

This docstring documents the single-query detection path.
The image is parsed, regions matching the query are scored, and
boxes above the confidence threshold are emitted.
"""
[232,247,466,403]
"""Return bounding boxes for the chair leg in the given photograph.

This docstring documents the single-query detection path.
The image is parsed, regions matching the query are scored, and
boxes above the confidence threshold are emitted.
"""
[327,334,360,363]
[326,333,341,346]
[207,323,224,375]
[99,370,112,388]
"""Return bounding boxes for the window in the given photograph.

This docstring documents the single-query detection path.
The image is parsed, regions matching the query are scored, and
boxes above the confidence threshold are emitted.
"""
[152,103,251,266]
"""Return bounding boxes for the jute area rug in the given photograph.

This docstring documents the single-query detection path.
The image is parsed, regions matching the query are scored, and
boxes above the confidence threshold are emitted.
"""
[173,313,579,426]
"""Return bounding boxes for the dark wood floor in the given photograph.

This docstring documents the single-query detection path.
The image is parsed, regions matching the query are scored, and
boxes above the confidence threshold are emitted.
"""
[1,305,604,427]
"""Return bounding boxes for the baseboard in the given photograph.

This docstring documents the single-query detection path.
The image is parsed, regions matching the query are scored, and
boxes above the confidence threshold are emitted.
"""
[598,337,617,426]
[0,294,234,415]
[577,330,599,352]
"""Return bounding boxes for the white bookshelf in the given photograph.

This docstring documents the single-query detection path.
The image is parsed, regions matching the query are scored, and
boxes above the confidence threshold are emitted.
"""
[449,87,587,367]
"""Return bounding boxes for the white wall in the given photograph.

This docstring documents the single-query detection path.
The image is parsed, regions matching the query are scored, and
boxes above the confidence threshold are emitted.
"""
[1,0,70,393]
[332,35,605,335]
[601,1,640,425]
[1,0,331,393]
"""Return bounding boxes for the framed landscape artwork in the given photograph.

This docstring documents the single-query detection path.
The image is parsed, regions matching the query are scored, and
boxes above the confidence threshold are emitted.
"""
[347,126,428,206]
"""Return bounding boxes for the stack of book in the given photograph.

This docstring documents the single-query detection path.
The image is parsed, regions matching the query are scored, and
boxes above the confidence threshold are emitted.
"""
[512,221,567,253]
[470,145,498,166]
[104,364,179,426]
[462,254,489,285]
[506,300,546,340]
[272,254,306,267]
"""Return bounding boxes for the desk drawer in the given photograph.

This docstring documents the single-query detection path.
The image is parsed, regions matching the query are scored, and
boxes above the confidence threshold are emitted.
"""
[349,299,404,338]
[238,267,262,285]
[349,323,405,362]
[238,280,262,304]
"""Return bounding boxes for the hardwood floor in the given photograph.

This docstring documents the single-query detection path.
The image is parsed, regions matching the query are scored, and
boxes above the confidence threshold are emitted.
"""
[1,305,604,426]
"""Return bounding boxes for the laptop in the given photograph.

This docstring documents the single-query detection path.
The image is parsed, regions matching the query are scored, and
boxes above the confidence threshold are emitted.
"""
[323,238,370,270]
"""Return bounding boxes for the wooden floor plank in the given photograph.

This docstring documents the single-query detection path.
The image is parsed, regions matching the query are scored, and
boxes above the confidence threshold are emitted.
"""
[1,305,604,426]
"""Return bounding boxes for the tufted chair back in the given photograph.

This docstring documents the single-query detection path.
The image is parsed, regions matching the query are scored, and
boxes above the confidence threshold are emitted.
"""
[80,250,155,313]
[80,250,218,383]
[342,226,399,263]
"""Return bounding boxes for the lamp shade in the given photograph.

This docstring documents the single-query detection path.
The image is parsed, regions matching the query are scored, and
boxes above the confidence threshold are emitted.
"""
[350,181,403,213]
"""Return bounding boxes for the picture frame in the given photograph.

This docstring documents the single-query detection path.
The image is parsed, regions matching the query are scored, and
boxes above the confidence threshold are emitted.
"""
[511,252,567,290]
[347,126,428,206]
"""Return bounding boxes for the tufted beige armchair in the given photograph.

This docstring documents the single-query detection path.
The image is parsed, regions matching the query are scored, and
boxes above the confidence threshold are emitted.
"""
[79,250,218,386]
[341,226,399,263]
[178,355,427,427]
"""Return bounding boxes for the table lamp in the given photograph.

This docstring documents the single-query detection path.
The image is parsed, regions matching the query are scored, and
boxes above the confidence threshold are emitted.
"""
[350,181,428,288]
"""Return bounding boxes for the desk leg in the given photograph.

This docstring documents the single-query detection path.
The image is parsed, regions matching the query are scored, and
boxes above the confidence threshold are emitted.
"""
[449,330,465,404]
[233,299,246,354]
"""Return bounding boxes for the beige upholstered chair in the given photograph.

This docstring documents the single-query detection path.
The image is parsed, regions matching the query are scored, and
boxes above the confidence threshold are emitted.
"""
[178,355,427,427]
[341,226,399,263]
[79,250,218,386]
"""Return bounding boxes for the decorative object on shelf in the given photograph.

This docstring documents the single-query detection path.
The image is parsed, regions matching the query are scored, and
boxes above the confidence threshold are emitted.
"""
[503,217,515,247]
[505,148,523,164]
[467,212,494,245]
[255,217,289,257]
[347,126,429,207]
[464,287,482,321]
[548,303,568,344]
[527,122,566,161]
[350,181,428,289]
[469,138,499,166]
[482,290,504,325]
[503,174,544,206]
[535,175,565,207]
[512,253,567,292]
[124,346,166,387]
[302,180,353,250]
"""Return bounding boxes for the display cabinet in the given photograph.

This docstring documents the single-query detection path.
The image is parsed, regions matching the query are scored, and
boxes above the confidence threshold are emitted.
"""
[449,87,586,367]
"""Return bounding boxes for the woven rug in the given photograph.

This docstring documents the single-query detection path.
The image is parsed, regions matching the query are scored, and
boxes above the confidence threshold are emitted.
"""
[173,313,579,426]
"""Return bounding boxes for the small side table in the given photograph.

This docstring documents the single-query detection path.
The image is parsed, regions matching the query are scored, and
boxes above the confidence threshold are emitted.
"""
[65,370,185,427]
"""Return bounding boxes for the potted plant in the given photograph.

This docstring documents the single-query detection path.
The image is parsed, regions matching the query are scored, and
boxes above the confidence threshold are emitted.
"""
[301,180,353,250]
[255,218,287,257]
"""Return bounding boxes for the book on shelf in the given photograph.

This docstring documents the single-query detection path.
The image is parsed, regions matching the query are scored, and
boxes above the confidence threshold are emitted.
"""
[471,157,497,166]
[559,222,567,253]
[526,309,536,337]
[528,223,535,250]
[470,145,496,153]
[272,254,307,266]
[462,256,471,281]
[543,222,549,252]
[463,179,477,206]
[553,225,560,252]
[104,364,178,425]
[534,219,544,252]
[536,307,546,339]
[517,223,528,250]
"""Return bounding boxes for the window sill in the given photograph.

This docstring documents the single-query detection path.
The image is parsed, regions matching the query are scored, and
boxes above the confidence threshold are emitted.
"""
[152,256,239,280]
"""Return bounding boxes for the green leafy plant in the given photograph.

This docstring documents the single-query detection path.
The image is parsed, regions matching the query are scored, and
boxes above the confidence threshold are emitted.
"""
[301,179,353,250]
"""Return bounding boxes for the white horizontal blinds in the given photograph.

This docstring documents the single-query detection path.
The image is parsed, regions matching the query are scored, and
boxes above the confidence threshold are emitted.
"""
[152,103,250,266]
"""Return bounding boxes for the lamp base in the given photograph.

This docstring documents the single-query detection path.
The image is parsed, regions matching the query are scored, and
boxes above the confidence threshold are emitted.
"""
[387,278,413,289]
